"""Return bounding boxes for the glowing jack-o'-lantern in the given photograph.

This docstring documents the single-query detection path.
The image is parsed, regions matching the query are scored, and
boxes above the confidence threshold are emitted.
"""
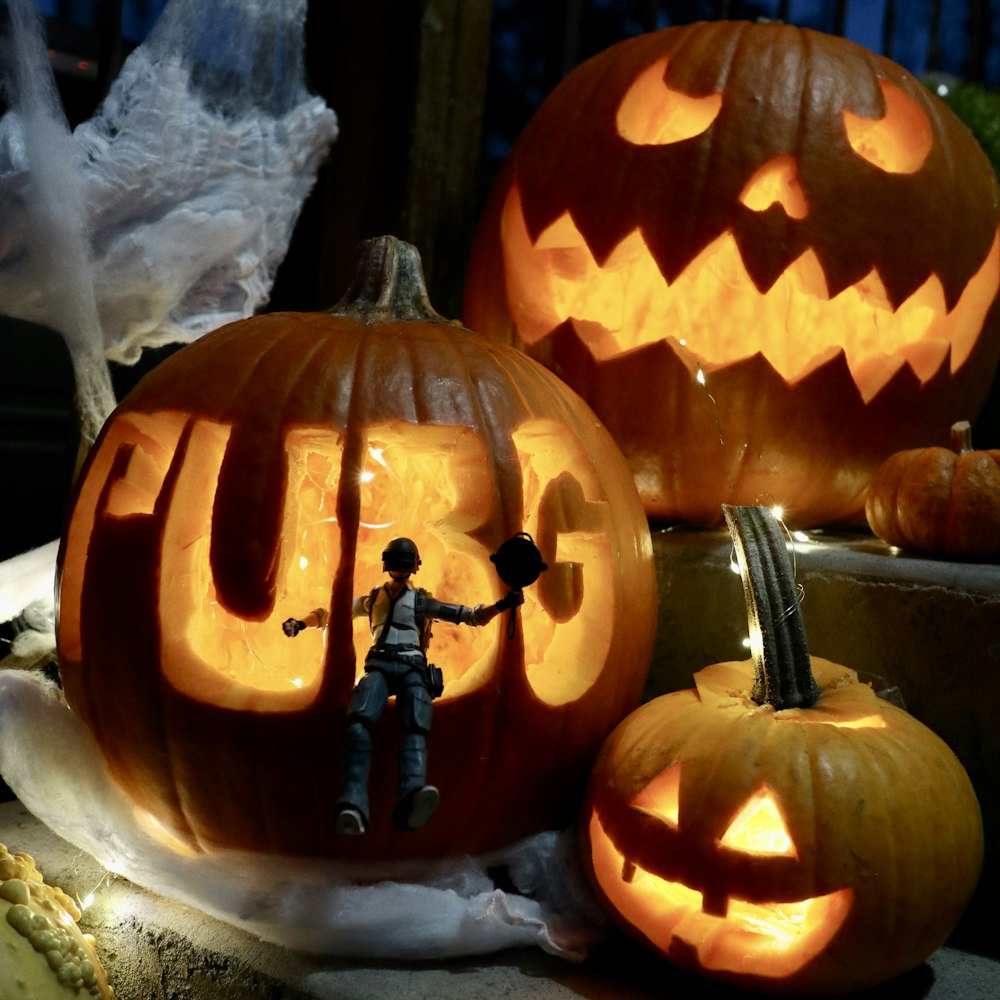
[581,506,983,995]
[464,21,1000,527]
[56,236,657,861]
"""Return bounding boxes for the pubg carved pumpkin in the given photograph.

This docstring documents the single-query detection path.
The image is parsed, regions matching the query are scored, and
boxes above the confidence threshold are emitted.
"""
[580,506,983,995]
[56,236,657,861]
[464,21,1000,527]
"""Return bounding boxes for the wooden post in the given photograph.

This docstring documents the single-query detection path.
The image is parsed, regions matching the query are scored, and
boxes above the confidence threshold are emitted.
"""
[301,0,492,319]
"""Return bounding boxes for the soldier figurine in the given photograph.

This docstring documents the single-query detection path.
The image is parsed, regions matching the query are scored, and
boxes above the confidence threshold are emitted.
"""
[283,537,522,835]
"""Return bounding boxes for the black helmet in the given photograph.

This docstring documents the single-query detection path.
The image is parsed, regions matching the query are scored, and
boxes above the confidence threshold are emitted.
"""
[382,536,421,573]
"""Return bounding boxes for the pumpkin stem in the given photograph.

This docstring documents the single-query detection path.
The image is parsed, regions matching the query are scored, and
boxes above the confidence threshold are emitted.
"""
[330,235,456,325]
[950,420,973,453]
[722,505,819,710]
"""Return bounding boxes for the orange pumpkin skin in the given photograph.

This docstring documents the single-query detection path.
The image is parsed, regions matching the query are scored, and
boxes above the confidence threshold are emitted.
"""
[56,240,657,861]
[866,423,1000,559]
[581,657,984,996]
[464,21,1000,528]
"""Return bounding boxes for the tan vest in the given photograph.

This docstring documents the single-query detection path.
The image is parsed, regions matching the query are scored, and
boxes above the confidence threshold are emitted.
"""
[367,585,433,651]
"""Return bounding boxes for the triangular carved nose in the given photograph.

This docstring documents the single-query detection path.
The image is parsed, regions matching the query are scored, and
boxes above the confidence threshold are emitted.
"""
[739,155,809,220]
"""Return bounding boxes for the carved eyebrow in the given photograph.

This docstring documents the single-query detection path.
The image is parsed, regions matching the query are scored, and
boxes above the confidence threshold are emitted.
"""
[616,55,723,146]
[842,79,933,174]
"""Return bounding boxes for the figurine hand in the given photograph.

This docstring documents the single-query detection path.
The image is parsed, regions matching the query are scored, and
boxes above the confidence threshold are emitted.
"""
[283,618,306,637]
[496,590,524,612]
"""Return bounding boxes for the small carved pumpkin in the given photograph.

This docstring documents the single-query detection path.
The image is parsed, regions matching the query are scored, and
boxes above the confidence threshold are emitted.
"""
[581,506,983,995]
[464,21,1000,528]
[866,420,1000,559]
[57,237,657,861]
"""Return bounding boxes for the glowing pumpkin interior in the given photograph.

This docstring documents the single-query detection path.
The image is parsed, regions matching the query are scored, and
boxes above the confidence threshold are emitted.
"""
[500,58,1000,402]
[60,409,618,712]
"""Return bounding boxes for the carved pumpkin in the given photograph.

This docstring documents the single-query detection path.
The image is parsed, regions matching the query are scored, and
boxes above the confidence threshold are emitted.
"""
[464,21,1000,528]
[866,419,1000,559]
[57,236,657,861]
[581,506,983,995]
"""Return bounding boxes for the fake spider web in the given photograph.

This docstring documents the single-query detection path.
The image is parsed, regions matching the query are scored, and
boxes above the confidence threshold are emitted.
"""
[0,0,338,440]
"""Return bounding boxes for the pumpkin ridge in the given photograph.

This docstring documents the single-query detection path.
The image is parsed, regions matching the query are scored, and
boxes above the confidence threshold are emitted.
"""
[154,423,210,845]
[420,331,513,841]
[872,720,925,952]
[797,721,827,890]
[606,695,679,798]
[322,332,368,702]
[127,324,235,414]
[934,732,987,911]
[281,319,363,710]
[195,322,335,622]
[729,27,810,295]
[128,426,204,845]
[87,444,171,808]
[283,314,356,424]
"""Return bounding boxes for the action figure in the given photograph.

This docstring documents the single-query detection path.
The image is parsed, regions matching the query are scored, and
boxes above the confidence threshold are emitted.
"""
[283,536,523,835]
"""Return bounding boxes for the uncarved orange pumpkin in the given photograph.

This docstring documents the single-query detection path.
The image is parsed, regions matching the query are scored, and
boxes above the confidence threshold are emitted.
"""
[464,21,1000,528]
[866,420,1000,559]
[56,237,657,861]
[581,506,983,995]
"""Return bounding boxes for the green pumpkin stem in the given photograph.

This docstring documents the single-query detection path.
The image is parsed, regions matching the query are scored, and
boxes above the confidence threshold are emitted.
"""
[722,505,819,710]
[330,235,455,325]
[950,420,973,453]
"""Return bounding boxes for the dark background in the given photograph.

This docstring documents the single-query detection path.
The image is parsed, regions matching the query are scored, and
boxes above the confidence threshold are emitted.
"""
[2,0,999,566]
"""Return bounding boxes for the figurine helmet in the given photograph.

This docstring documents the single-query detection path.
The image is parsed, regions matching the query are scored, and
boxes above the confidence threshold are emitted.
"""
[382,536,421,574]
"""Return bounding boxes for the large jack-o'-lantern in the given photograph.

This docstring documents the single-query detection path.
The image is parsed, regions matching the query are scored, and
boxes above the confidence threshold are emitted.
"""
[464,21,1000,527]
[56,236,657,861]
[581,506,983,995]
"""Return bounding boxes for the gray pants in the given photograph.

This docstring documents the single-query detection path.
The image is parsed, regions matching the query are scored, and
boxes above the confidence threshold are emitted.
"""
[339,655,434,825]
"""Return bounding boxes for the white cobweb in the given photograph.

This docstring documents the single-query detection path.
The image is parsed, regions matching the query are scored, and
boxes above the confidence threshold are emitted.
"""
[0,0,608,962]
[0,0,338,440]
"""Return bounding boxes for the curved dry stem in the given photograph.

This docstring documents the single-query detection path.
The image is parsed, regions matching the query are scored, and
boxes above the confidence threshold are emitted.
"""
[723,504,818,710]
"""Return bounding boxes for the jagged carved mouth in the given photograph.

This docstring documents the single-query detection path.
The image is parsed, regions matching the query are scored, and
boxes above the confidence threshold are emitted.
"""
[588,811,853,978]
[501,186,1000,402]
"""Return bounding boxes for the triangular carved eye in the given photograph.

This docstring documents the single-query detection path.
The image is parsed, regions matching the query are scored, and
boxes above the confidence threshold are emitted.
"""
[842,78,932,174]
[719,786,798,857]
[616,56,722,145]
[632,761,681,826]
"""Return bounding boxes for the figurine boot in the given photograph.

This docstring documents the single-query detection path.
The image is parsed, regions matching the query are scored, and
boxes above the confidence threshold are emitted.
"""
[335,720,372,835]
[393,732,439,831]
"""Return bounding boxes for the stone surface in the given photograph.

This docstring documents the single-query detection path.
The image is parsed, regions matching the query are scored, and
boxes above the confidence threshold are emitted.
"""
[0,799,997,999]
